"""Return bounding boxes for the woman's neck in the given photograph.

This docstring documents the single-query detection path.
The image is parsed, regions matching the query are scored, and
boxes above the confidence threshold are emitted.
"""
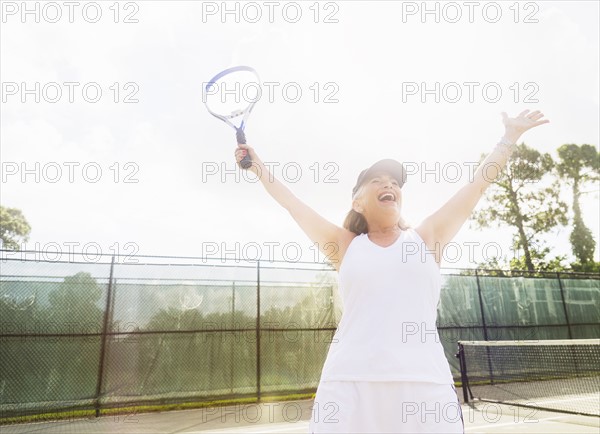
[367,224,402,237]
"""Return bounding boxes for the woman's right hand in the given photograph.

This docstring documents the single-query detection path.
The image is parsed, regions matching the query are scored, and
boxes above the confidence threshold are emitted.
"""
[235,143,260,174]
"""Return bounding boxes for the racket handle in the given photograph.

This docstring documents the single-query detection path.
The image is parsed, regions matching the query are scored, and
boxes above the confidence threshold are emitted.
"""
[236,128,253,169]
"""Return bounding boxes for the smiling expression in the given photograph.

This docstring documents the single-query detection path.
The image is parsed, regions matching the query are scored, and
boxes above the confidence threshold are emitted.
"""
[352,171,402,218]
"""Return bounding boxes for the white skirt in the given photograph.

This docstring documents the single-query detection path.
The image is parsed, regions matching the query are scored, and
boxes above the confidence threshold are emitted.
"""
[308,381,464,434]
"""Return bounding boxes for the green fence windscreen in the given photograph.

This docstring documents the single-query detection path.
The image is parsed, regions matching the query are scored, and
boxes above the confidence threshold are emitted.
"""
[1,255,598,420]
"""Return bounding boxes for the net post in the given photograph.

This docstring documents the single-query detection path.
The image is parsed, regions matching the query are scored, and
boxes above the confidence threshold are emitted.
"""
[556,271,574,340]
[457,343,470,403]
[95,255,116,418]
[256,260,261,402]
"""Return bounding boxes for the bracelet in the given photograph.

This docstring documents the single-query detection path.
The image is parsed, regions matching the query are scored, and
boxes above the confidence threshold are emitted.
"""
[495,137,517,158]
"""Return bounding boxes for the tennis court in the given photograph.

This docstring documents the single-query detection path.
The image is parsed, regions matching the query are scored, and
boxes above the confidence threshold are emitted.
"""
[2,1,599,433]
[1,256,598,433]
[1,399,599,434]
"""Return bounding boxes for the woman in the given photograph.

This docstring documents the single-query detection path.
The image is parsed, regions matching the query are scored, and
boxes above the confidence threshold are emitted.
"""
[234,110,549,433]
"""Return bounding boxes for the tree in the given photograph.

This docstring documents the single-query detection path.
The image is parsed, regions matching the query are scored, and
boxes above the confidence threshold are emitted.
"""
[47,272,104,330]
[471,143,568,272]
[0,206,31,250]
[508,246,567,273]
[555,144,600,265]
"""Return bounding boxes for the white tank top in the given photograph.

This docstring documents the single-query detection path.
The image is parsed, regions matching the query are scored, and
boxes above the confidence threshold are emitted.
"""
[319,228,454,384]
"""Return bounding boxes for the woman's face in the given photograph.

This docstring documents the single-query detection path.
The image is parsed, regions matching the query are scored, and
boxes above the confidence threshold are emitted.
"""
[353,171,402,219]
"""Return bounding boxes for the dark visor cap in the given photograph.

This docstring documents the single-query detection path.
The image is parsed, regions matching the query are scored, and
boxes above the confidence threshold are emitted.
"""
[352,159,407,197]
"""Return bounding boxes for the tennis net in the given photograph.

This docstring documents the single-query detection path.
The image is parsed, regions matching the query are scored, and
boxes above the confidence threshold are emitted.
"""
[457,339,600,416]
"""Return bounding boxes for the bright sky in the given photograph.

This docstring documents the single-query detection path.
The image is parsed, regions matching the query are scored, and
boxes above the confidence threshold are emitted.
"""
[1,0,598,268]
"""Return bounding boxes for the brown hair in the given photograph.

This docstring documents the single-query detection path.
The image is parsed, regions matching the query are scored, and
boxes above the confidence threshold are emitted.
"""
[343,185,410,235]
[343,209,369,235]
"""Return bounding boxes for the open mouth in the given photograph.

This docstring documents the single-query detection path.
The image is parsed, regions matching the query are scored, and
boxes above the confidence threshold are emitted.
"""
[378,192,396,203]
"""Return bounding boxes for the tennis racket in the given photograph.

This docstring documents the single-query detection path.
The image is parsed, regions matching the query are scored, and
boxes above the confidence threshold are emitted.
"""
[204,66,261,169]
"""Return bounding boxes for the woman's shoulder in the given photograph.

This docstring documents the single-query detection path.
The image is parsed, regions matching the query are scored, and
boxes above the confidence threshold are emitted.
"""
[340,230,362,250]
[413,220,433,243]
[332,230,360,272]
[412,221,442,268]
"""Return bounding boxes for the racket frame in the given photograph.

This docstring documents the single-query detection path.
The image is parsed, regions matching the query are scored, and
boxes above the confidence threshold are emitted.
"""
[204,65,260,133]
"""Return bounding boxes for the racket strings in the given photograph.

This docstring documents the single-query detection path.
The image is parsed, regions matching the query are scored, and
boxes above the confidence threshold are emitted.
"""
[204,67,260,131]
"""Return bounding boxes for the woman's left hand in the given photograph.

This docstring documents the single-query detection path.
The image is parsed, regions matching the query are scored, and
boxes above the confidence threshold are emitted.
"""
[501,109,550,142]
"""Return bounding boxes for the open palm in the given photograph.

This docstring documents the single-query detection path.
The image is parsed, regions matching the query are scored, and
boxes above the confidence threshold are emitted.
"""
[501,109,550,137]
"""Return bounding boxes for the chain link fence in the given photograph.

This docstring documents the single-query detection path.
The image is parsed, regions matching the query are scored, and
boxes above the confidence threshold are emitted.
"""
[1,250,598,421]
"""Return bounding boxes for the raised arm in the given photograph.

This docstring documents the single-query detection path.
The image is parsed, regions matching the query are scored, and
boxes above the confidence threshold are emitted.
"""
[416,110,550,261]
[235,143,355,270]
